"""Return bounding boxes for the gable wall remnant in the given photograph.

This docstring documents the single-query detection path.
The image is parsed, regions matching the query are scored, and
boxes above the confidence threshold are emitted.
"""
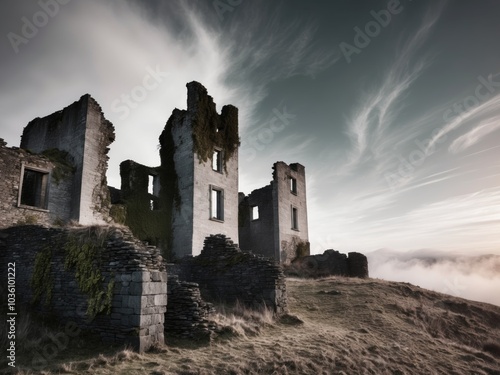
[0,139,74,228]
[239,162,310,264]
[20,94,115,225]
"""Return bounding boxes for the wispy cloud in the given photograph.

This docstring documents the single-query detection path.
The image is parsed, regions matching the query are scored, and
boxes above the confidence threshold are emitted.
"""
[342,1,446,174]
[449,117,500,154]
[0,0,335,188]
[427,92,500,153]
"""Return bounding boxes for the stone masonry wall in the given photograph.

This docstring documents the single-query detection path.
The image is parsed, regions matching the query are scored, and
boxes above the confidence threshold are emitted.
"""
[159,82,239,259]
[238,186,276,259]
[0,225,167,352]
[273,162,309,264]
[288,249,369,278]
[178,234,287,314]
[165,275,215,340]
[20,94,115,225]
[0,139,74,228]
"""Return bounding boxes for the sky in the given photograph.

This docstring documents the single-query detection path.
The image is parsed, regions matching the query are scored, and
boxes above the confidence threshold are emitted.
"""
[1,1,499,303]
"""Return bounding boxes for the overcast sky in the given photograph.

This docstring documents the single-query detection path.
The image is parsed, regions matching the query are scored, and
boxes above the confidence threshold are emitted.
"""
[1,0,499,268]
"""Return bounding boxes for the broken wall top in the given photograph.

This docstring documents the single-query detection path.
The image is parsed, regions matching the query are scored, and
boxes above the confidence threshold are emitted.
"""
[160,81,239,165]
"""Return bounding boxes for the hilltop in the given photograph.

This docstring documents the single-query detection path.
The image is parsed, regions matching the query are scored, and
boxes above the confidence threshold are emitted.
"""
[6,276,500,374]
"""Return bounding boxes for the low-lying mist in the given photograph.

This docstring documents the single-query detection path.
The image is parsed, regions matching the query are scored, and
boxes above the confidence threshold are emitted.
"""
[366,249,500,307]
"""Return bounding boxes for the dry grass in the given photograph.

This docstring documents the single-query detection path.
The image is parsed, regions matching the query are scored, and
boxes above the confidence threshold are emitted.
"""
[3,277,500,374]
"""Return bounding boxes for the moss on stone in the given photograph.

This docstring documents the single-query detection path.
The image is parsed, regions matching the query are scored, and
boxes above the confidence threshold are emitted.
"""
[109,204,127,225]
[31,246,53,306]
[295,241,310,260]
[41,148,76,184]
[64,228,114,319]
[191,103,239,173]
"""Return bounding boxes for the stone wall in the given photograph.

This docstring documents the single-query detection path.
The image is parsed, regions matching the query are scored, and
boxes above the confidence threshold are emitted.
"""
[165,275,215,340]
[273,162,309,264]
[118,160,169,249]
[0,139,75,228]
[0,225,167,352]
[176,234,287,314]
[239,162,310,264]
[239,186,276,259]
[20,94,115,225]
[287,249,369,278]
[159,82,240,259]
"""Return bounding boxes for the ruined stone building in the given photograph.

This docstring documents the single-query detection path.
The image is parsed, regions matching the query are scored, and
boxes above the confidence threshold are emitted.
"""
[115,82,240,260]
[238,162,309,264]
[0,94,114,229]
[114,82,309,262]
[0,82,309,263]
[0,82,297,351]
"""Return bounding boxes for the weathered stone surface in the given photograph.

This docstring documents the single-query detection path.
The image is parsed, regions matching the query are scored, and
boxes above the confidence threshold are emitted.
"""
[173,234,288,315]
[0,225,167,352]
[165,275,216,340]
[239,162,309,264]
[287,249,369,278]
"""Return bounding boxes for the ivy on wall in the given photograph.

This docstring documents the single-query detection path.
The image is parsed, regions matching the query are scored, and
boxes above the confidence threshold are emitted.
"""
[30,227,114,320]
[41,148,76,184]
[31,246,53,306]
[191,103,240,172]
[64,228,114,319]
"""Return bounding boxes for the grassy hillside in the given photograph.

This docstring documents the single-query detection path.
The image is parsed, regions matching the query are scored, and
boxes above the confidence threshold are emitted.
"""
[6,277,500,374]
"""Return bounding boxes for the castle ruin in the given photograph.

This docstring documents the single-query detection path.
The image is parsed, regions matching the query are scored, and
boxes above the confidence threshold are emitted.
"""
[0,82,310,352]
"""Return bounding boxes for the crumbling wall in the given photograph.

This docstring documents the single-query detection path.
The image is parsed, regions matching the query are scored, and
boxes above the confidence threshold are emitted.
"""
[20,94,115,225]
[0,225,167,352]
[288,249,369,278]
[118,160,169,249]
[177,234,287,314]
[159,108,194,260]
[0,139,74,228]
[273,162,309,264]
[239,162,310,264]
[158,82,240,259]
[238,186,276,259]
[165,275,215,340]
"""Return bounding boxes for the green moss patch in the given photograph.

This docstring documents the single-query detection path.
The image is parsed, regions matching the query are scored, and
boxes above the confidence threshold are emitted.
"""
[64,228,114,319]
[41,148,76,184]
[31,246,53,306]
[192,103,239,172]
[295,241,310,260]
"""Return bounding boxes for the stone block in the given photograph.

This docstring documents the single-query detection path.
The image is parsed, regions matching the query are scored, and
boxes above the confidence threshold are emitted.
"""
[151,271,167,282]
[132,271,151,282]
[154,294,167,306]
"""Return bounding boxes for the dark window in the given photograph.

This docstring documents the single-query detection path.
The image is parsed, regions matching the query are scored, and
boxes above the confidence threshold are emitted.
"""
[212,150,223,172]
[20,168,49,209]
[291,206,299,230]
[252,206,259,220]
[290,177,297,194]
[210,186,224,221]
